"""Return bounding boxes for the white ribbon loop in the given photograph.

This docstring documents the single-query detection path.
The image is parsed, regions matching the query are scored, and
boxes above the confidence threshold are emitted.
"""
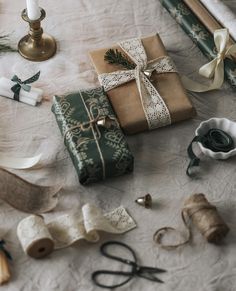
[99,37,177,130]
[0,153,41,169]
[183,28,236,92]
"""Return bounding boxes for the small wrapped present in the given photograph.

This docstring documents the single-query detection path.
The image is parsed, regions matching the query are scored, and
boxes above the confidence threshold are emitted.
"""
[0,71,43,106]
[89,34,195,134]
[51,87,134,185]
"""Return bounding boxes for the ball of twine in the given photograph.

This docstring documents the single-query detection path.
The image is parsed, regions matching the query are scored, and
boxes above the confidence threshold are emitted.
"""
[153,193,229,249]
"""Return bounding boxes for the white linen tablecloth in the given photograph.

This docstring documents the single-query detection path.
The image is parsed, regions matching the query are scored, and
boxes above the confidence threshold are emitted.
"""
[0,0,236,290]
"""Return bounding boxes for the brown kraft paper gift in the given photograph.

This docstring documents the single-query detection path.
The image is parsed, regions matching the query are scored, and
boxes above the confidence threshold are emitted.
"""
[89,34,196,134]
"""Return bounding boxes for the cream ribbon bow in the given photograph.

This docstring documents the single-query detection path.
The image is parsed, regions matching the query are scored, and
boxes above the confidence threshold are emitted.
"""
[182,29,236,92]
[98,38,177,130]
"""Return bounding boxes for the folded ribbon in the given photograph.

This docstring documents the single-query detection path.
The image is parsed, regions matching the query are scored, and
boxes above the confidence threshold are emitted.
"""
[187,128,234,176]
[11,71,40,101]
[182,29,236,92]
[0,153,41,170]
[99,38,177,130]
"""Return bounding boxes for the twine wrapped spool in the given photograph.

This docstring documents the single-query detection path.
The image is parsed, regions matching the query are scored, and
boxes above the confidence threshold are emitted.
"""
[183,193,229,243]
[154,193,229,248]
[17,215,54,259]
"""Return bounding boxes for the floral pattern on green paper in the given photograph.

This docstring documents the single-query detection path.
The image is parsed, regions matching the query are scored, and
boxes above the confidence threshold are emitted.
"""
[189,24,210,43]
[169,3,190,24]
[228,69,236,86]
[52,87,134,185]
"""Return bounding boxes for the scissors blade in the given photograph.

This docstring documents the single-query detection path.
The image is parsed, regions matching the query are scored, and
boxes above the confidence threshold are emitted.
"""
[137,272,164,283]
[139,266,167,273]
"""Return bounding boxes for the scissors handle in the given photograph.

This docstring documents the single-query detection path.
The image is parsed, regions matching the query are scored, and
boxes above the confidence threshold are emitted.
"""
[92,270,133,289]
[100,241,137,265]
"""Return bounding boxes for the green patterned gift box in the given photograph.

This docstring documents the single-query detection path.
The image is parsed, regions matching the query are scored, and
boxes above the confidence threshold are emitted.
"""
[52,87,134,185]
[160,0,236,88]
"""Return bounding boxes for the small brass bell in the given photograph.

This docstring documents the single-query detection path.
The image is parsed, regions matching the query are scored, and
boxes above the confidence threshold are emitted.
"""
[97,117,115,128]
[97,118,106,127]
[135,194,152,209]
[143,69,153,79]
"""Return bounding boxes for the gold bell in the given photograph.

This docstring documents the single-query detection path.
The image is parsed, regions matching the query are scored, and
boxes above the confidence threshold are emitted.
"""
[143,69,153,80]
[97,116,115,128]
[97,118,106,127]
[135,194,152,209]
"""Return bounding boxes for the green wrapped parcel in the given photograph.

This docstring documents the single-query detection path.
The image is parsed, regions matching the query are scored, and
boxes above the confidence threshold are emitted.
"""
[52,87,134,185]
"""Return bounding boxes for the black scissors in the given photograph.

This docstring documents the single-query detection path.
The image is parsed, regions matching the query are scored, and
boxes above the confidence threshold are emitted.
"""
[91,241,167,289]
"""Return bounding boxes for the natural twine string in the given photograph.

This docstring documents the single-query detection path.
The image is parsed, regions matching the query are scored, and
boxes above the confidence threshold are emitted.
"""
[153,193,229,249]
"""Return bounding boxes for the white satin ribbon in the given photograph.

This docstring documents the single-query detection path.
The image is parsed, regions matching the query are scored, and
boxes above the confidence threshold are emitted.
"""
[99,38,177,130]
[0,153,41,169]
[182,29,236,92]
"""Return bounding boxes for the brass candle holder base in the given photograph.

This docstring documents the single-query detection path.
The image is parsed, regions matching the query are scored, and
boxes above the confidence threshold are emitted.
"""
[18,8,57,62]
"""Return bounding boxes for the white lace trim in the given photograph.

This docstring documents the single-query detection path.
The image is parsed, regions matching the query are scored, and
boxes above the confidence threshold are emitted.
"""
[17,204,136,254]
[98,37,178,129]
[99,70,135,92]
[119,38,147,68]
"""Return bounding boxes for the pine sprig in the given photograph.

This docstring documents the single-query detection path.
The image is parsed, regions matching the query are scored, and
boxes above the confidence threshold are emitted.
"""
[0,35,16,53]
[104,49,136,70]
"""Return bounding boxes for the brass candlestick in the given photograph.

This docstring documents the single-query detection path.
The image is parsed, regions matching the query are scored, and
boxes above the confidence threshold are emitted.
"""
[18,8,57,62]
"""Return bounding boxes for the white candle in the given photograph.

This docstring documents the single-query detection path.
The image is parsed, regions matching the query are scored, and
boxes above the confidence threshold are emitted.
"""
[26,0,41,21]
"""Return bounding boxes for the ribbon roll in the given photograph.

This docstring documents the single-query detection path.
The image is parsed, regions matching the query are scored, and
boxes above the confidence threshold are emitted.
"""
[182,28,236,92]
[17,215,55,259]
[0,168,60,213]
[187,128,234,176]
[17,204,136,259]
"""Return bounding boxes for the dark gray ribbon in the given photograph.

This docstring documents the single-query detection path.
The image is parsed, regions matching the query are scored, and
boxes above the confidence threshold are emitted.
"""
[187,128,234,176]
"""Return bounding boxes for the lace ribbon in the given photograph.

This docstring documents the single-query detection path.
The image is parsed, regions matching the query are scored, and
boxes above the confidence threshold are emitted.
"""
[17,203,136,258]
[99,38,177,130]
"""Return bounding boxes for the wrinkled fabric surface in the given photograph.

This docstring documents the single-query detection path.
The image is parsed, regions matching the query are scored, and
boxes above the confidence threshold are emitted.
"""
[0,0,236,290]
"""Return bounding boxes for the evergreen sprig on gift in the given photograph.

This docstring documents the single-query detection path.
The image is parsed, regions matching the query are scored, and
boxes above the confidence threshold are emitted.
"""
[0,35,16,53]
[104,49,136,70]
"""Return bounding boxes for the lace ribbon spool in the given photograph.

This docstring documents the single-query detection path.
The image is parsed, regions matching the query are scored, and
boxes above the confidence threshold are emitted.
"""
[17,215,54,258]
[17,204,136,259]
[154,193,229,249]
